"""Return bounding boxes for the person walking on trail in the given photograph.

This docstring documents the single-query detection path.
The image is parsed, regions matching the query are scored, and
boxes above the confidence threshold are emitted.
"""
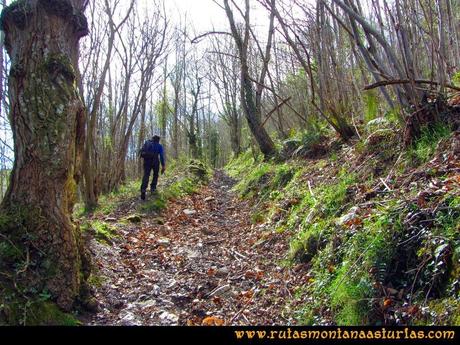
[140,135,166,200]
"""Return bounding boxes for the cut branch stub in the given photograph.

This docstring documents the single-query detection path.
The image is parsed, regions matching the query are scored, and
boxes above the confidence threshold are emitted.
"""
[71,11,89,38]
[38,0,73,19]
[0,0,33,31]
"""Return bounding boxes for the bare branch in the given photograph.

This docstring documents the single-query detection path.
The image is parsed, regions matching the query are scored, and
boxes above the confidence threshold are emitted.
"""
[191,31,232,44]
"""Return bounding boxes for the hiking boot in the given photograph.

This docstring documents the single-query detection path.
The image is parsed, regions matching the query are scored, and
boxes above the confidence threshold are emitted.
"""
[141,192,146,200]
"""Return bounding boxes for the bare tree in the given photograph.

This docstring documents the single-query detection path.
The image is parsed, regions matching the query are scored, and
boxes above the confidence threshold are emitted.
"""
[223,0,276,158]
[81,0,134,208]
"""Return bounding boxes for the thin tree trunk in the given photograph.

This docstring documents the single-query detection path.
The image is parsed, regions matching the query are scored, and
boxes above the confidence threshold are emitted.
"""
[223,0,276,158]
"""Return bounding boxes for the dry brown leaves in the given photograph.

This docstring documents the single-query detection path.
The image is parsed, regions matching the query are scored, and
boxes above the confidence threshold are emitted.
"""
[86,171,305,326]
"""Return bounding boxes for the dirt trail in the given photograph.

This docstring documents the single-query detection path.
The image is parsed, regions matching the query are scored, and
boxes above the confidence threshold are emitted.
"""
[84,171,307,325]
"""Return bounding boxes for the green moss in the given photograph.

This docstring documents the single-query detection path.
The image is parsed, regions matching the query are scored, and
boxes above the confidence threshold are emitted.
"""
[226,150,259,178]
[138,195,167,214]
[83,220,118,245]
[233,162,272,199]
[87,273,105,289]
[415,298,460,325]
[44,53,76,82]
[164,178,196,199]
[188,159,210,182]
[126,214,142,223]
[273,164,296,189]
[0,298,80,325]
[0,242,23,261]
[225,122,458,326]
[27,301,80,326]
[363,90,379,122]
[295,201,403,325]
[0,206,40,266]
[82,180,141,218]
[319,170,356,217]
[290,219,332,263]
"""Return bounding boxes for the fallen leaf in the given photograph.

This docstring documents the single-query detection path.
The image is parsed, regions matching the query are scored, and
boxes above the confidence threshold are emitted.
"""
[201,316,224,326]
[383,298,392,309]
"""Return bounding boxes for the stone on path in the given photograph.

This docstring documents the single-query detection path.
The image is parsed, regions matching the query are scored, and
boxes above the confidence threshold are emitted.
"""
[119,311,142,326]
[157,238,171,246]
[159,311,179,324]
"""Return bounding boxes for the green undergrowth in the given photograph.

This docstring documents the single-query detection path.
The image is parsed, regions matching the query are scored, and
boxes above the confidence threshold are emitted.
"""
[406,123,452,165]
[226,126,460,326]
[137,176,197,214]
[80,220,118,245]
[0,298,80,326]
[0,207,83,325]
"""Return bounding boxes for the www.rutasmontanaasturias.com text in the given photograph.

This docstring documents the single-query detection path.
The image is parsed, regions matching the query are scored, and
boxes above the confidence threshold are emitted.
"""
[234,327,456,341]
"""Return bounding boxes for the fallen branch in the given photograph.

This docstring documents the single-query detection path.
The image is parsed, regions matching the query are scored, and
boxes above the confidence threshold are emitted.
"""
[230,289,258,323]
[364,79,460,92]
[379,178,392,192]
[204,238,226,245]
[207,284,231,298]
[231,248,248,260]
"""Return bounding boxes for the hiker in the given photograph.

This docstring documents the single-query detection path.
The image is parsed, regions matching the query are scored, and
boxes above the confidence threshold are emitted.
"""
[139,135,166,200]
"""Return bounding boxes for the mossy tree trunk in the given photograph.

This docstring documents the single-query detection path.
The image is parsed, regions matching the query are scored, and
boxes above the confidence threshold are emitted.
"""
[0,0,89,312]
[224,0,276,159]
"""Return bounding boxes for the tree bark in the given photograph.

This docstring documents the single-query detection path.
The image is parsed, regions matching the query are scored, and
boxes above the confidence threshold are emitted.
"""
[0,0,4,120]
[0,0,89,312]
[223,0,276,159]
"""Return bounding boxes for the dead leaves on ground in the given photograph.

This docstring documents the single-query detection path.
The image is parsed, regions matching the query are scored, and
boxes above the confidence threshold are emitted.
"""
[88,171,301,326]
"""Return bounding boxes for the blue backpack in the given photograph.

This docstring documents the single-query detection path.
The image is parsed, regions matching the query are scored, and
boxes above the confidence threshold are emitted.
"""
[140,140,157,159]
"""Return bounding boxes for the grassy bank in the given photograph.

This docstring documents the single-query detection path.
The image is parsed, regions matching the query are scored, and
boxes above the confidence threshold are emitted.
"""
[226,124,460,326]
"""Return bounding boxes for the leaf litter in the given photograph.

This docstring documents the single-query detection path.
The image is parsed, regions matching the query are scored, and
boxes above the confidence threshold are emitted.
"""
[83,171,306,326]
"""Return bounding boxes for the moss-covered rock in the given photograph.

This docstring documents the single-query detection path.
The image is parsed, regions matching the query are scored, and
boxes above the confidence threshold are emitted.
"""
[188,160,209,181]
[126,214,142,223]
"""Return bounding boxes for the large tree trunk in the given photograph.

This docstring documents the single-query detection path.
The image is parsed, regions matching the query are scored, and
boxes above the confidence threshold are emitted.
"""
[0,0,89,314]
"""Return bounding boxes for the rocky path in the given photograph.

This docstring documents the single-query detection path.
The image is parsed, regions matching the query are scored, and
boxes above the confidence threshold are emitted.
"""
[84,171,308,326]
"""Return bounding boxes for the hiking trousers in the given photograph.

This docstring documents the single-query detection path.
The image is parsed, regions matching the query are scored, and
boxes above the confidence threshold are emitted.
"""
[141,160,160,193]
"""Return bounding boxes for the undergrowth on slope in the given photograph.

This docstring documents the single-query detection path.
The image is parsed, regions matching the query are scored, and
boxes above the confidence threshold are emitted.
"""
[226,126,460,326]
[406,123,452,165]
